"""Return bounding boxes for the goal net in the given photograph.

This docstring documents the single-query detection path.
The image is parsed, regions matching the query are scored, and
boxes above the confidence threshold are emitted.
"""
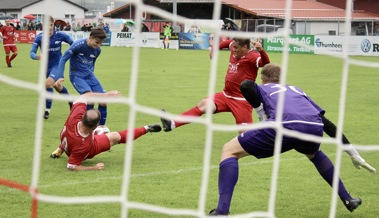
[1,0,378,218]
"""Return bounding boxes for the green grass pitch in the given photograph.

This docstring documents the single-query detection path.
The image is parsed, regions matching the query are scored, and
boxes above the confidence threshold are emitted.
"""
[0,44,378,218]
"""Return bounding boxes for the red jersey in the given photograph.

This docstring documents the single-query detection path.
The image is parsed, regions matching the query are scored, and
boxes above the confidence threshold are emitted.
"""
[59,102,95,168]
[220,40,270,99]
[1,25,15,46]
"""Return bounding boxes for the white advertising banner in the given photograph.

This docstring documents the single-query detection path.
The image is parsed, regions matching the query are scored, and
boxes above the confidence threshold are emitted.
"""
[36,31,90,43]
[111,32,160,48]
[314,35,379,56]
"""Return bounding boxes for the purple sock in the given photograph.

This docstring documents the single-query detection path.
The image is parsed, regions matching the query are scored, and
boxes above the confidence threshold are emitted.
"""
[310,150,351,201]
[216,157,239,215]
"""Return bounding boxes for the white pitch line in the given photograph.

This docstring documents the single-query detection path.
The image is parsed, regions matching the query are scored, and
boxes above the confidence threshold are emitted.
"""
[0,157,306,193]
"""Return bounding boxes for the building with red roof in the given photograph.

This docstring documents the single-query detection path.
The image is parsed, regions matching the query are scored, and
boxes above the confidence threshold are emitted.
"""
[103,0,379,35]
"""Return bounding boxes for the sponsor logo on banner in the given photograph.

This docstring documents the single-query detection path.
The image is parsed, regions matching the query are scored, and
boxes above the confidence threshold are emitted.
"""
[314,38,342,49]
[15,30,36,43]
[264,35,314,54]
[116,32,134,39]
[360,39,371,53]
[314,35,379,56]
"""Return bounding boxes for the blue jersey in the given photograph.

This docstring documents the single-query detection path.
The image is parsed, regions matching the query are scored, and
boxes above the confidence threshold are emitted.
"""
[58,38,101,78]
[254,83,324,125]
[30,31,73,71]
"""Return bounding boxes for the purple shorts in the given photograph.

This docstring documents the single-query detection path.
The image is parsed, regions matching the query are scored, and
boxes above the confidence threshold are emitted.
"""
[238,122,324,158]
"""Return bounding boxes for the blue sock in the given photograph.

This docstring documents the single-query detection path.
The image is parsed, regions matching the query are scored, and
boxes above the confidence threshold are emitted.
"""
[216,157,239,215]
[58,86,72,109]
[87,104,94,110]
[310,150,351,201]
[46,88,54,110]
[98,105,107,125]
[59,86,68,94]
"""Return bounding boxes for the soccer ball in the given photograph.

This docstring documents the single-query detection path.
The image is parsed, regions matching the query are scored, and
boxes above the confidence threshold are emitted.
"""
[94,125,110,135]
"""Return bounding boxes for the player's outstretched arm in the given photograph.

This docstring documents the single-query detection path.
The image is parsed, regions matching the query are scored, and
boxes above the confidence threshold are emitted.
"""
[240,80,267,121]
[68,163,105,171]
[345,144,376,174]
[30,43,41,60]
[76,90,121,104]
[321,114,376,173]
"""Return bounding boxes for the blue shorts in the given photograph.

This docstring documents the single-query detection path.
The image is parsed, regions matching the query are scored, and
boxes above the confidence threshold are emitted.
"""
[70,74,105,94]
[238,122,324,158]
[48,66,63,82]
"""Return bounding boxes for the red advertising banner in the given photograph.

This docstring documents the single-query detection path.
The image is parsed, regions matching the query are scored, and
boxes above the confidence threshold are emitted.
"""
[15,30,36,44]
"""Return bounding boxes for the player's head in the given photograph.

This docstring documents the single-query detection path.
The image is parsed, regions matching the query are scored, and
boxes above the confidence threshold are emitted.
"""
[231,38,250,58]
[88,28,107,48]
[261,64,281,84]
[47,16,54,36]
[5,19,10,26]
[82,109,101,130]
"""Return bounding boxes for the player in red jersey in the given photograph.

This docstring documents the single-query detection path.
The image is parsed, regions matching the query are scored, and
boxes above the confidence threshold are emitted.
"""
[0,19,18,67]
[50,81,162,171]
[161,38,270,133]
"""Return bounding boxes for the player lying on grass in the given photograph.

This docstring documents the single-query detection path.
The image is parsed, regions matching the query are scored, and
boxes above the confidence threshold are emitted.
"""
[208,64,375,216]
[50,79,162,171]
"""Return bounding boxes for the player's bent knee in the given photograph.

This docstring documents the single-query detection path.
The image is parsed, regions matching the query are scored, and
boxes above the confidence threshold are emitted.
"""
[221,137,246,160]
[107,132,121,146]
[46,78,55,88]
[197,98,215,112]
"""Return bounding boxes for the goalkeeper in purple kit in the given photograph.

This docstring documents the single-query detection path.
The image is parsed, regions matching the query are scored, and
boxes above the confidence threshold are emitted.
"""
[209,64,376,216]
[54,28,108,125]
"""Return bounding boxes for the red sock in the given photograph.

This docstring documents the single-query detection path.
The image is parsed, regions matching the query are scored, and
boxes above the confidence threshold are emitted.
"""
[117,127,146,143]
[175,106,203,128]
[9,54,17,62]
[5,56,9,63]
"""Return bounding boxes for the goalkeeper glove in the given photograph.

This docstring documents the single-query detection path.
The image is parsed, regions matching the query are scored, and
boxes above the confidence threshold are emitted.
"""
[351,155,376,174]
[344,144,376,173]
[258,114,268,122]
[254,103,268,122]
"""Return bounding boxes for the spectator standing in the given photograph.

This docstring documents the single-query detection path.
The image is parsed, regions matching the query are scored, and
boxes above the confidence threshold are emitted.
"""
[64,22,71,31]
[22,23,27,30]
[103,23,110,34]
[76,23,82,32]
[35,21,42,31]
[162,22,173,49]
[121,24,129,32]
[15,23,21,30]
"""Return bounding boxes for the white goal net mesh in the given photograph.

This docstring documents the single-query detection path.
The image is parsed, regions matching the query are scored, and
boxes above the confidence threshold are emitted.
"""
[1,0,379,218]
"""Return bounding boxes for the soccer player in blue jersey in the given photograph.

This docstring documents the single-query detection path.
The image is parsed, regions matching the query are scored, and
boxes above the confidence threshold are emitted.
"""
[208,64,376,216]
[30,16,74,119]
[54,28,108,125]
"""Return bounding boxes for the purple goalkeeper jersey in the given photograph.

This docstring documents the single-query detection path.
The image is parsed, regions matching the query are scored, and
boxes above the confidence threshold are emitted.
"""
[254,83,324,125]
